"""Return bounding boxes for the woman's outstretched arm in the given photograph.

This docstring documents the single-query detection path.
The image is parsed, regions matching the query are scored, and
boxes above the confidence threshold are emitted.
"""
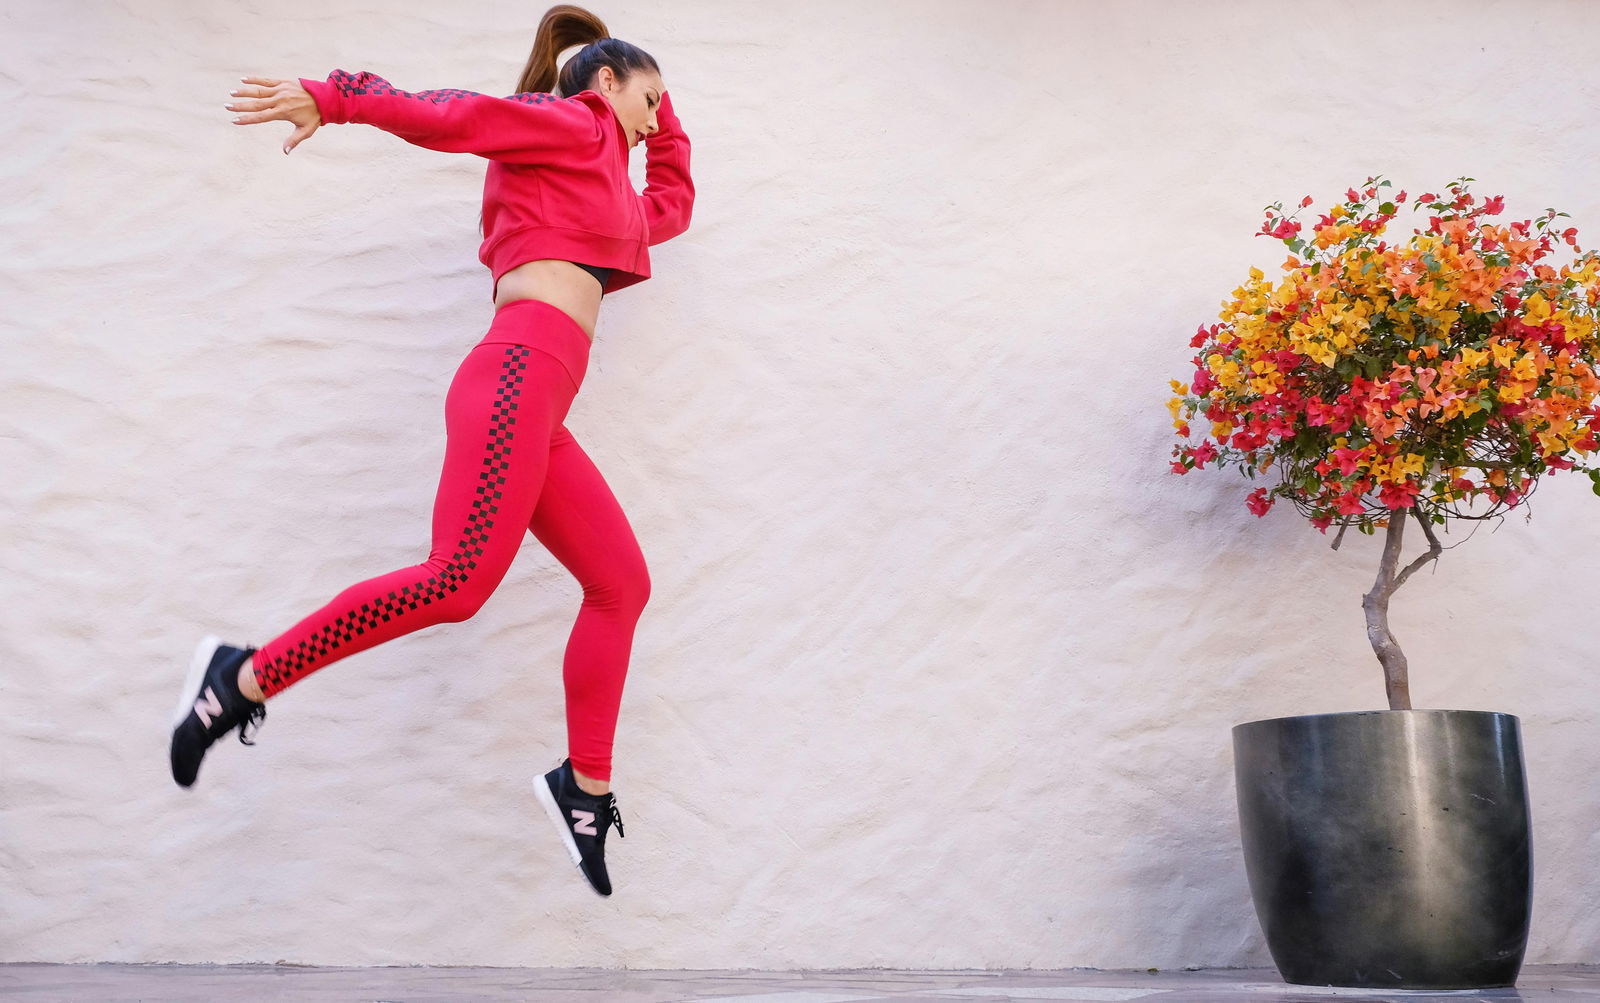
[229,71,601,162]
[306,70,599,162]
[639,90,694,245]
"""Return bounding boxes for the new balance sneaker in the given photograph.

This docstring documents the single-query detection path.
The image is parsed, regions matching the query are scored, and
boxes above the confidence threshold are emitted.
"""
[169,635,266,788]
[533,758,626,896]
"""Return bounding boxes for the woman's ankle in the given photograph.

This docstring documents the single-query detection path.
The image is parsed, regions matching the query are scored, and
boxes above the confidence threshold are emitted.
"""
[237,656,266,703]
[573,768,609,796]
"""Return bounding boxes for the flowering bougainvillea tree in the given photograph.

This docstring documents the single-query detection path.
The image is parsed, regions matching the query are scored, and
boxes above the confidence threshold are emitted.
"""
[1169,176,1600,709]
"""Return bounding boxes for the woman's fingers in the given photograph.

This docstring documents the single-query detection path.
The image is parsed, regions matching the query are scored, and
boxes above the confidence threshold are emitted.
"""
[283,120,318,155]
[228,78,286,116]
[227,87,289,123]
[229,97,288,125]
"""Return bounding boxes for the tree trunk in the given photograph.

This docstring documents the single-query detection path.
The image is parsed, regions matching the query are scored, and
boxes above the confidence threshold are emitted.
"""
[1359,510,1444,711]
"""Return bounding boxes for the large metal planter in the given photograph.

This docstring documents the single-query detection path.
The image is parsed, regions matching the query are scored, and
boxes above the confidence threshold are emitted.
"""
[1232,709,1532,989]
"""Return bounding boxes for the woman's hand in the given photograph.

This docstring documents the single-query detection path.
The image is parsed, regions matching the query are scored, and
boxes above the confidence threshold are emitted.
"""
[227,76,322,155]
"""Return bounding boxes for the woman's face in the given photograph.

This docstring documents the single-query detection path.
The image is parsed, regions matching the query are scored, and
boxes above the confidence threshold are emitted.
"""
[592,64,664,149]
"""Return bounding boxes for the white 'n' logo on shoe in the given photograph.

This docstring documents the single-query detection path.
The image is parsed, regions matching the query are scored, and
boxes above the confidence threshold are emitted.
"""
[570,809,597,836]
[194,686,223,728]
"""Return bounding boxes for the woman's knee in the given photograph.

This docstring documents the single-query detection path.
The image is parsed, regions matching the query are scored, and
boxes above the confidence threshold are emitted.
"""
[586,559,650,618]
[629,564,652,613]
[428,567,500,624]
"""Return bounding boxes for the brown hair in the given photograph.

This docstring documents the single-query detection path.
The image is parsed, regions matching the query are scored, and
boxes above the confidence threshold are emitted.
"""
[515,4,660,97]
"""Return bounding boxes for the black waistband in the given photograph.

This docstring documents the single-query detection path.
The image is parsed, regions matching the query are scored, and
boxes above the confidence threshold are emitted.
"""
[573,261,611,291]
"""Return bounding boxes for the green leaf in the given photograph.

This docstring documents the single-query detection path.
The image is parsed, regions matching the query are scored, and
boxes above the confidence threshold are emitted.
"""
[1379,202,1396,215]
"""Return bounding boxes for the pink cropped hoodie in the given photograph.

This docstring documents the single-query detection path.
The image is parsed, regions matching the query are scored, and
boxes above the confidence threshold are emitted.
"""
[298,69,695,296]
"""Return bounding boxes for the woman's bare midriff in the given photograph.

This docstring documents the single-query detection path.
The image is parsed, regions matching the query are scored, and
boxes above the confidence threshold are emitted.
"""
[492,259,603,341]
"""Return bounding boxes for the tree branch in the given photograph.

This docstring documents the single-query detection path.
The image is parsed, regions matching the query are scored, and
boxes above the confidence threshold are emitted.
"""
[1393,508,1444,590]
[1330,516,1352,551]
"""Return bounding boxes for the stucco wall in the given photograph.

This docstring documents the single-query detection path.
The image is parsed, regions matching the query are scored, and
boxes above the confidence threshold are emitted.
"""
[4,0,1598,969]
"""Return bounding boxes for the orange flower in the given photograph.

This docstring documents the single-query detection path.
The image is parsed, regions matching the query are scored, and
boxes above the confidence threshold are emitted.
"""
[1439,218,1474,247]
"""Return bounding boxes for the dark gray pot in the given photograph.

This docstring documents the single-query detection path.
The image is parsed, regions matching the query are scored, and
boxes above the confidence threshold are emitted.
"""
[1232,709,1532,989]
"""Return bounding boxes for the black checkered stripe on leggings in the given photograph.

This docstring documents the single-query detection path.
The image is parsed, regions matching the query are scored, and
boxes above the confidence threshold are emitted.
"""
[256,346,532,692]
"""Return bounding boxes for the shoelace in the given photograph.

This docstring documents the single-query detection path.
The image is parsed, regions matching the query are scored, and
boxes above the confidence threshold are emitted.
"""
[560,758,626,838]
[237,702,267,746]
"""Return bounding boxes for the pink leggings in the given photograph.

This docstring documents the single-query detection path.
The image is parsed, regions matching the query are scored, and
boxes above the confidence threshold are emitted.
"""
[252,299,648,781]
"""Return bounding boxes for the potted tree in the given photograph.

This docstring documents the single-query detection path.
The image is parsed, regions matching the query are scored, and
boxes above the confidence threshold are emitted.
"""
[1167,176,1600,989]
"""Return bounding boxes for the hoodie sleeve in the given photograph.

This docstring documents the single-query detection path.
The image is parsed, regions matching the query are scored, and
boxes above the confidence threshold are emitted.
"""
[298,69,600,163]
[638,90,694,245]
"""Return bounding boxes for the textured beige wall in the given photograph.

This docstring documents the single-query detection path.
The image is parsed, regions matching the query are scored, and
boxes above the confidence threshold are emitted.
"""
[4,0,1599,970]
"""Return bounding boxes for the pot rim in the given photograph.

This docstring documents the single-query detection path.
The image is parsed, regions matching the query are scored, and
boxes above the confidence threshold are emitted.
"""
[1233,708,1520,734]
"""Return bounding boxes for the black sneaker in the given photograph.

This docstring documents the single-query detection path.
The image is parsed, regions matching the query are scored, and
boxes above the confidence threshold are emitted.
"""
[533,758,625,896]
[169,635,266,788]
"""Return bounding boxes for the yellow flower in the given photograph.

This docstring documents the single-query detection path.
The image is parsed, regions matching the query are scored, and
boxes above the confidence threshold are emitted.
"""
[1522,292,1553,327]
[1305,341,1337,367]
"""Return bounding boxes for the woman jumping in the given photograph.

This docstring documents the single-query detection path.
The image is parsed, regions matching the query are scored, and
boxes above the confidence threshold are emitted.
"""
[168,3,693,898]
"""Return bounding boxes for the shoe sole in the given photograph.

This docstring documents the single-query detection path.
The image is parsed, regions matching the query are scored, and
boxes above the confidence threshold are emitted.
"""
[532,773,585,869]
[172,635,222,731]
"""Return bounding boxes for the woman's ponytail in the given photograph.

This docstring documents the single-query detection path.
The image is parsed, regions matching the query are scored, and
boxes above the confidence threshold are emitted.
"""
[516,5,609,95]
[514,4,661,98]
